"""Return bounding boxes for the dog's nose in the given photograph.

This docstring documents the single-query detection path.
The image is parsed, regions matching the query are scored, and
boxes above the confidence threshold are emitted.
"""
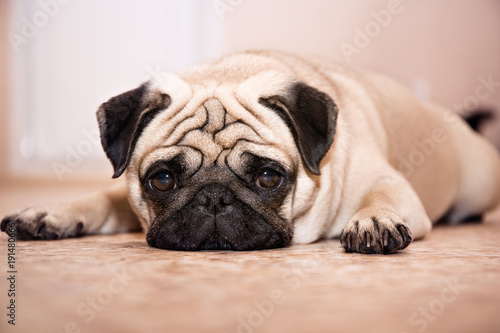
[194,184,235,216]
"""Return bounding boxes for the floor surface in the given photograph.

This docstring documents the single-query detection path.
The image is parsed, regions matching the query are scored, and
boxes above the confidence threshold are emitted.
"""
[0,182,499,333]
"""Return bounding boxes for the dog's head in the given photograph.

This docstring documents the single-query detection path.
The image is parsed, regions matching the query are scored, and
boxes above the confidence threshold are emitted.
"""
[96,53,338,250]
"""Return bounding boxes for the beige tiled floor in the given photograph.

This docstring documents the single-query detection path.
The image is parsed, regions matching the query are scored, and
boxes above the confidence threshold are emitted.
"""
[1,182,500,333]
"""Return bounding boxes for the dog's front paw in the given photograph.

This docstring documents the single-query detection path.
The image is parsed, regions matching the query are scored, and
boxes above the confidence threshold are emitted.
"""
[1,207,84,240]
[340,212,412,254]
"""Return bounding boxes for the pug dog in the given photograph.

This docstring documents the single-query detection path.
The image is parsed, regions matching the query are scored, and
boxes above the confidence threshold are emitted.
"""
[2,50,500,254]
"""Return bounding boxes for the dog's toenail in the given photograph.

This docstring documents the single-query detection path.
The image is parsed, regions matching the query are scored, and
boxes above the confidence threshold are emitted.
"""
[383,230,389,247]
[35,222,46,236]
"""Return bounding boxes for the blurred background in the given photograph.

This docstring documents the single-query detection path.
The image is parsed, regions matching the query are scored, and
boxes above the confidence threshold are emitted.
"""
[1,0,500,186]
[1,4,500,332]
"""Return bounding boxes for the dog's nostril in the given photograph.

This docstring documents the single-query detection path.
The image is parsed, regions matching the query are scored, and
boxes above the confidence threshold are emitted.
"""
[221,193,234,205]
[195,193,209,206]
[195,184,235,214]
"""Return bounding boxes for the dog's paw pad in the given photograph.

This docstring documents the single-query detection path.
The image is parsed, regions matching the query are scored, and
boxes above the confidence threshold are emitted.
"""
[1,208,84,240]
[340,215,412,254]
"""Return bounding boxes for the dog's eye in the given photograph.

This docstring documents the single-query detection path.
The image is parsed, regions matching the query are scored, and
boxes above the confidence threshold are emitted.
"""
[256,168,282,190]
[149,172,176,192]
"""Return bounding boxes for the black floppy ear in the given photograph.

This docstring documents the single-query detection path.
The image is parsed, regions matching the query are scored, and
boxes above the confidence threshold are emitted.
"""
[259,82,338,175]
[96,83,171,178]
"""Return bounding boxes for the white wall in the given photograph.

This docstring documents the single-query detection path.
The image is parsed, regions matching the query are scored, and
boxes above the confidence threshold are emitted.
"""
[221,0,500,110]
[5,0,500,181]
[7,0,222,181]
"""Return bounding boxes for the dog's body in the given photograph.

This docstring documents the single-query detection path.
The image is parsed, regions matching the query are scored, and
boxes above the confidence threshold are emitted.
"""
[2,50,500,253]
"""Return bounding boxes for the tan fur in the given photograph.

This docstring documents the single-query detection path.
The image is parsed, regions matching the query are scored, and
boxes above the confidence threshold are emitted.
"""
[4,50,500,254]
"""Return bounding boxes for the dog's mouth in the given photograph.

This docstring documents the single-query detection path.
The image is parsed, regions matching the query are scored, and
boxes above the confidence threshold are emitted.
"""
[145,184,292,251]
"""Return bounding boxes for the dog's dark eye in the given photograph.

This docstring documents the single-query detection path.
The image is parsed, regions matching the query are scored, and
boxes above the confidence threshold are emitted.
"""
[149,172,176,192]
[256,168,282,190]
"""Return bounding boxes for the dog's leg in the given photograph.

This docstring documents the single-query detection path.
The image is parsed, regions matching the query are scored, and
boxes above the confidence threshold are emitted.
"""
[0,182,141,240]
[340,175,432,254]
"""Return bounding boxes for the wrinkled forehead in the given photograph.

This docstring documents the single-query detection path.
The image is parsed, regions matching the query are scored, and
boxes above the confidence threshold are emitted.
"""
[132,70,299,177]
